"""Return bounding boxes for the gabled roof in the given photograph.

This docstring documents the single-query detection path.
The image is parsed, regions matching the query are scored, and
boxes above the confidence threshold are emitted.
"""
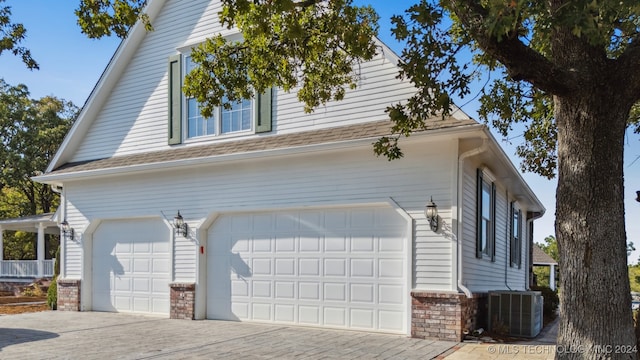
[533,244,558,265]
[38,117,478,181]
[45,0,450,174]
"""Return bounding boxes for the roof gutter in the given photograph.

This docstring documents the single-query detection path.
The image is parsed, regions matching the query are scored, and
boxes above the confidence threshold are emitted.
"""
[457,138,488,298]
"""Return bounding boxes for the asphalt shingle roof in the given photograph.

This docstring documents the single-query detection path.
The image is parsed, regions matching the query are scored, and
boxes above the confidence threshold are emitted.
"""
[532,244,558,265]
[49,117,477,176]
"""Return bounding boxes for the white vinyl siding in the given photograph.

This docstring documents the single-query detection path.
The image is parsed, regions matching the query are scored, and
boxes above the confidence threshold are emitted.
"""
[461,163,527,292]
[61,140,455,291]
[69,0,416,162]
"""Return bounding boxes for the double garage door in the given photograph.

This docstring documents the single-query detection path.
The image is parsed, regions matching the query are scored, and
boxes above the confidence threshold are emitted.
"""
[207,207,409,333]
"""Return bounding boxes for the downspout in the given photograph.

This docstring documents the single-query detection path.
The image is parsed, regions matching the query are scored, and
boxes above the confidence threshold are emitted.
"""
[457,139,488,298]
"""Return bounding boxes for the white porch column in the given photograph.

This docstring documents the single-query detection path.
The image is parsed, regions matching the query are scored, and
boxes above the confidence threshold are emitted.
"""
[37,223,45,277]
[549,264,556,290]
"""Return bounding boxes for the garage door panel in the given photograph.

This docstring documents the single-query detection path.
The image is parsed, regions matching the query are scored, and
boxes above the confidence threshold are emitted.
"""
[92,218,170,315]
[351,308,374,328]
[324,307,346,326]
[275,304,295,322]
[299,235,321,252]
[379,285,404,304]
[350,284,374,303]
[351,236,375,252]
[351,259,374,277]
[275,236,296,252]
[324,258,346,276]
[207,207,407,333]
[299,259,320,276]
[379,259,404,278]
[325,236,347,252]
[379,310,404,331]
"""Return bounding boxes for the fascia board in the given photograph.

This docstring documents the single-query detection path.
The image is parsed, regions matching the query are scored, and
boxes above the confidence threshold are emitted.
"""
[481,127,546,214]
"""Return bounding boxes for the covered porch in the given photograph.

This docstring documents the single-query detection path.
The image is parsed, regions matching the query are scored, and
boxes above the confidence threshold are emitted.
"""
[0,213,59,278]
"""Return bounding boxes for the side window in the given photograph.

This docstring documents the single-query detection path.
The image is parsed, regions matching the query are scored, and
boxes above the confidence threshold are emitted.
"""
[167,53,273,145]
[510,202,522,268]
[476,169,496,261]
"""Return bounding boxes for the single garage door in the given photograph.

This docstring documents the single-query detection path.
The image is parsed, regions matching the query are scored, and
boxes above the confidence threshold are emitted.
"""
[207,207,408,333]
[92,218,170,314]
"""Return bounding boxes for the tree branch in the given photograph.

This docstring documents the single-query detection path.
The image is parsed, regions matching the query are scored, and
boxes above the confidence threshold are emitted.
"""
[617,34,640,99]
[448,0,578,96]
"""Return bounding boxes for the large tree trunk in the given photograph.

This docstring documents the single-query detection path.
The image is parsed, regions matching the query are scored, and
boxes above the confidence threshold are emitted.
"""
[555,89,637,359]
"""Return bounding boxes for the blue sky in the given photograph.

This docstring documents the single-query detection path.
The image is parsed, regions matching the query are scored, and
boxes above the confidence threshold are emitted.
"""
[2,0,639,262]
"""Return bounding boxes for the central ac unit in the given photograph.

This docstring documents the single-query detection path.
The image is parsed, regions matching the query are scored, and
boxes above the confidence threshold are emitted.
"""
[488,291,543,338]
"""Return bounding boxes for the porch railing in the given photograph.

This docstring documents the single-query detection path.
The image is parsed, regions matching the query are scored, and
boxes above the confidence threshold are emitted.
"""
[0,259,55,278]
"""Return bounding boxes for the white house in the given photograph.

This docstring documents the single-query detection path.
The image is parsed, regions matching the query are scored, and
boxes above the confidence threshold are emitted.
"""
[34,0,544,341]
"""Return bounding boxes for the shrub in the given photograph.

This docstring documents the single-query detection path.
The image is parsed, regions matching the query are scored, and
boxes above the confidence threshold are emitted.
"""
[47,245,60,310]
[22,283,44,297]
[531,285,559,319]
[47,275,57,310]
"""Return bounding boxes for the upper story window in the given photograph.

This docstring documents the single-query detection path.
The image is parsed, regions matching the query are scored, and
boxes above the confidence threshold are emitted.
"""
[476,168,496,261]
[167,53,273,146]
[185,56,253,139]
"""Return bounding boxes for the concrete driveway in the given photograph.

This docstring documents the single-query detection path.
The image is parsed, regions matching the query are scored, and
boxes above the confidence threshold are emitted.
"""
[0,312,457,359]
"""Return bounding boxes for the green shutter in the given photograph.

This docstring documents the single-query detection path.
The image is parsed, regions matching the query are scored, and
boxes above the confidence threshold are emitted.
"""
[476,169,483,259]
[509,201,515,267]
[255,88,273,133]
[168,54,182,145]
[490,182,497,262]
[517,209,523,268]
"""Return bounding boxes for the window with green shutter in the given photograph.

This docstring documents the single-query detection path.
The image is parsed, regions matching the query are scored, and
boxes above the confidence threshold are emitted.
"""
[167,54,273,144]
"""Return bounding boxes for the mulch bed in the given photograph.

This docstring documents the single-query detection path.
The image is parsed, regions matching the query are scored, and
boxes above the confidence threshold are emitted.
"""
[0,294,49,315]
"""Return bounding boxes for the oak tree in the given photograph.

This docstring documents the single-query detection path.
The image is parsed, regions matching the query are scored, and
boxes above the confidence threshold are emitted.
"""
[0,80,76,259]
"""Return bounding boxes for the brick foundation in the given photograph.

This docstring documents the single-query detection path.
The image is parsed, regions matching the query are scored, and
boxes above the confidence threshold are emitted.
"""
[411,291,487,341]
[57,279,81,311]
[169,283,195,320]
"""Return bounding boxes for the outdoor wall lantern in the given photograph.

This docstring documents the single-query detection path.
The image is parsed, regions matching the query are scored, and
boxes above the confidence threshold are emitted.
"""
[60,220,74,240]
[424,197,439,232]
[173,211,188,237]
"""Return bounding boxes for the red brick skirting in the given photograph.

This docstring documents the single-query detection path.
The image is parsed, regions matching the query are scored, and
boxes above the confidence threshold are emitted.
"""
[57,279,81,311]
[169,283,196,320]
[411,291,487,342]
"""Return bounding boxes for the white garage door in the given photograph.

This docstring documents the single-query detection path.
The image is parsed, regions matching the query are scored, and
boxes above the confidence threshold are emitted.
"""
[207,207,408,333]
[92,218,171,315]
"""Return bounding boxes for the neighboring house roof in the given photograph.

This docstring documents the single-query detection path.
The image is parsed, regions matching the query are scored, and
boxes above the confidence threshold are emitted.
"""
[532,244,558,265]
[42,117,477,177]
